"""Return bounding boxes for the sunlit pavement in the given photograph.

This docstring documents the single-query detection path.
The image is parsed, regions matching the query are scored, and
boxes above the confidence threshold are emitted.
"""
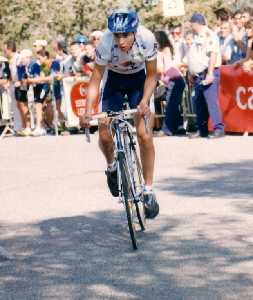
[1,134,253,299]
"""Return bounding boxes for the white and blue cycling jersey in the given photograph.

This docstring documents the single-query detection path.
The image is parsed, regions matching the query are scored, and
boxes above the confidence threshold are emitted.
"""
[96,26,157,112]
[95,25,157,74]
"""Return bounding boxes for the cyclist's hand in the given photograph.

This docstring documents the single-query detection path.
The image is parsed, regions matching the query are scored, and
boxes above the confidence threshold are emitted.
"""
[79,113,91,128]
[137,101,150,116]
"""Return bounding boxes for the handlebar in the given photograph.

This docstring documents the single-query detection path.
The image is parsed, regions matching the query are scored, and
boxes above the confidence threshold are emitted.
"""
[84,109,150,143]
[90,109,137,120]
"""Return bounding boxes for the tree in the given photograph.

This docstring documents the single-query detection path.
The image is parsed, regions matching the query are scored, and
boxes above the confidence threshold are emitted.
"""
[0,0,243,50]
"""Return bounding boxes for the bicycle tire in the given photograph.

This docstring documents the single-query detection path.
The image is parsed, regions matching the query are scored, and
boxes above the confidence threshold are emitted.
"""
[118,152,138,250]
[131,146,146,231]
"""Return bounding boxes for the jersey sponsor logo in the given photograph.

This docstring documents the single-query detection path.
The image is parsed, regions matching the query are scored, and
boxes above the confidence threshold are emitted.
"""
[141,43,147,50]
[121,61,135,68]
[135,40,146,50]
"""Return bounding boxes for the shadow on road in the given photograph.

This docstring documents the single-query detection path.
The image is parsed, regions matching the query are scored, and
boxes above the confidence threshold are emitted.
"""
[157,160,253,200]
[1,210,253,299]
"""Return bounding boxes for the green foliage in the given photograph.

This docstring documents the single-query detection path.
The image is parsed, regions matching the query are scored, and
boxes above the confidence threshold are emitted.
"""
[0,0,236,49]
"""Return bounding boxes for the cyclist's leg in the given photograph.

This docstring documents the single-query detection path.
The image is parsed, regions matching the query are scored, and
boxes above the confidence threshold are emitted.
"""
[99,71,125,196]
[127,73,159,218]
[98,120,114,164]
[134,115,158,218]
[99,72,125,164]
[135,115,155,186]
[126,71,155,187]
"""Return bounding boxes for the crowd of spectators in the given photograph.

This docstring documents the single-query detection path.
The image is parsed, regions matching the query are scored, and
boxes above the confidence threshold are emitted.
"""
[154,7,253,138]
[0,7,252,138]
[0,31,102,136]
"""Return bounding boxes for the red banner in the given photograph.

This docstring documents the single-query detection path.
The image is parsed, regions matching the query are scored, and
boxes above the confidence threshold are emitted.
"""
[70,81,98,117]
[219,65,253,132]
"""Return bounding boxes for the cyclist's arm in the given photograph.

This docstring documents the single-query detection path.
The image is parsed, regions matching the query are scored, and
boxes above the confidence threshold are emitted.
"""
[140,58,157,105]
[86,63,105,114]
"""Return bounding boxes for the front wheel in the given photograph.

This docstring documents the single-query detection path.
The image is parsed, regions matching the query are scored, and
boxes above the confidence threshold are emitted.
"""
[118,152,138,250]
[128,140,146,231]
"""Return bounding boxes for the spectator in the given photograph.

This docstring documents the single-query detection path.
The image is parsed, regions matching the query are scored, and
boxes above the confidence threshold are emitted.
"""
[187,13,224,139]
[182,30,195,68]
[74,33,88,54]
[85,42,95,61]
[15,49,33,136]
[232,10,244,32]
[0,56,11,88]
[218,21,233,64]
[169,25,186,66]
[89,30,103,47]
[155,30,185,136]
[52,38,68,62]
[17,47,52,136]
[245,20,253,50]
[213,7,231,34]
[230,10,248,62]
[35,49,54,132]
[63,41,83,76]
[240,8,252,27]
[184,31,194,49]
[3,39,22,131]
[74,34,95,75]
[62,41,93,77]
[0,56,11,127]
[51,38,68,124]
[235,22,253,72]
[80,42,95,77]
[33,40,48,57]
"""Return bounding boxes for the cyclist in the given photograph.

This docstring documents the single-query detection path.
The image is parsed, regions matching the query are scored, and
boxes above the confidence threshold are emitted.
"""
[80,9,159,219]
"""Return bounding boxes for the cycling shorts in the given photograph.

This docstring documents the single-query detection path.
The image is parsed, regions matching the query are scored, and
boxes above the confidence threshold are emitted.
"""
[101,69,145,112]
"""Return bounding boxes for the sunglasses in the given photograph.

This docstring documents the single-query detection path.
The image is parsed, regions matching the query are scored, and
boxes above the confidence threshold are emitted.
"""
[171,31,181,35]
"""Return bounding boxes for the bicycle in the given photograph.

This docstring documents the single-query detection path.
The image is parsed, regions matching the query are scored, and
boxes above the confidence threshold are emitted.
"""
[86,109,148,250]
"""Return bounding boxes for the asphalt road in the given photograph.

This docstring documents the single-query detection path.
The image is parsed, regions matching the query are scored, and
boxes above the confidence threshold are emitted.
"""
[1,133,253,300]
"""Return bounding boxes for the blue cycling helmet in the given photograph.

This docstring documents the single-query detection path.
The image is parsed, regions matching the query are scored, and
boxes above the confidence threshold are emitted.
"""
[108,9,139,33]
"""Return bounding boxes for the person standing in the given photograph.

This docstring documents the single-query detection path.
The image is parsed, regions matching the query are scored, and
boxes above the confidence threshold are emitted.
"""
[3,40,22,131]
[186,13,225,138]
[155,30,185,136]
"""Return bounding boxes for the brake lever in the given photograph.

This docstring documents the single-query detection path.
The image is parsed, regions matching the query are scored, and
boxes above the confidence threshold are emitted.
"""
[85,128,91,143]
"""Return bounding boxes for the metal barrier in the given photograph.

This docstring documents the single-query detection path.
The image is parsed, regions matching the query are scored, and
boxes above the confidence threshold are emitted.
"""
[181,73,196,131]
[153,74,196,132]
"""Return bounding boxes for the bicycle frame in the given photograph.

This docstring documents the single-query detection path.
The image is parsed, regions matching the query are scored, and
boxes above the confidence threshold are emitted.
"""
[86,109,146,249]
[109,115,140,202]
